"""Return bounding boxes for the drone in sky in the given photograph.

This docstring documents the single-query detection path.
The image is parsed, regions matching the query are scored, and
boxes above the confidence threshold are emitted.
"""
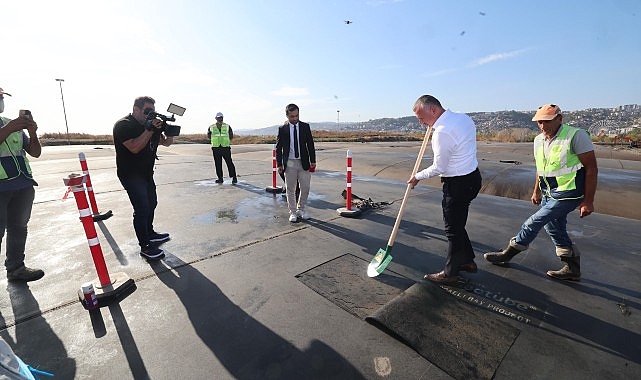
[344,20,353,24]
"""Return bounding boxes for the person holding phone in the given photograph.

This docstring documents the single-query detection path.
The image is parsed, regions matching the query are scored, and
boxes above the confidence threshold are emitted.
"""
[0,87,45,282]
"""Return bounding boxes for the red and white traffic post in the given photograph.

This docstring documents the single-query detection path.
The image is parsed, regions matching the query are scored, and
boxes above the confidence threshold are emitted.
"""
[78,152,113,221]
[337,149,361,217]
[265,145,285,194]
[64,174,134,310]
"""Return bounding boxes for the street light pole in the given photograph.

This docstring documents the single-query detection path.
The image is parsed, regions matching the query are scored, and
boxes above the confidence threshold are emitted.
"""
[55,78,70,145]
[337,110,340,131]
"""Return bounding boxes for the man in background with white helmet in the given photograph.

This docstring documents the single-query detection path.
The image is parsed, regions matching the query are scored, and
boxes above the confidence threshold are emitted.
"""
[207,112,237,184]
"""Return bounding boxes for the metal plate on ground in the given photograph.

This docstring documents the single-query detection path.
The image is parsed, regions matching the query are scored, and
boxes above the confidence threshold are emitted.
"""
[366,282,521,380]
[296,253,414,319]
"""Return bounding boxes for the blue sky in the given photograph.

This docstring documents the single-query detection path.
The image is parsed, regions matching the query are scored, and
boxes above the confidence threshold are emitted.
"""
[2,0,640,135]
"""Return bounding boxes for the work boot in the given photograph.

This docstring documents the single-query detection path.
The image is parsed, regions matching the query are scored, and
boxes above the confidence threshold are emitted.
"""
[7,266,45,282]
[547,245,581,281]
[484,237,526,264]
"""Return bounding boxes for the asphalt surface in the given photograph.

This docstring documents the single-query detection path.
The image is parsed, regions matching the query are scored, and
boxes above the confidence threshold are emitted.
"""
[1,142,640,379]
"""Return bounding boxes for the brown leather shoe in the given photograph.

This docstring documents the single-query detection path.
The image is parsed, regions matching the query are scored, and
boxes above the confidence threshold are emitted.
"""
[458,261,478,273]
[424,271,459,284]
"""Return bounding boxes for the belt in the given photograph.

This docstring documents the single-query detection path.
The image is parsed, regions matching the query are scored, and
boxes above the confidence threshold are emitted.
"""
[441,167,480,183]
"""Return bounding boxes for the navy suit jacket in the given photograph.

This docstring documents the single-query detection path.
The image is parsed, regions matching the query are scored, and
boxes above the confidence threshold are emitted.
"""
[275,121,316,170]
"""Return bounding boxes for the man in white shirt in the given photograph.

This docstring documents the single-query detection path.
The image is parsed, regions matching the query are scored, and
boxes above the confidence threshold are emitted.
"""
[408,95,482,284]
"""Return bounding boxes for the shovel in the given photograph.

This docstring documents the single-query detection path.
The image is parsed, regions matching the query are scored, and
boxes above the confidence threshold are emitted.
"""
[367,124,434,277]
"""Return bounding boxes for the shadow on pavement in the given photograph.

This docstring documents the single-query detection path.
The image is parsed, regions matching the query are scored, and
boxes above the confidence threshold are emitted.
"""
[96,220,128,266]
[107,300,151,379]
[1,283,76,379]
[151,254,366,380]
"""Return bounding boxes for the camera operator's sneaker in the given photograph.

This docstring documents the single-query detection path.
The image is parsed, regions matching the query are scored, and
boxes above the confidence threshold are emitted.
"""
[140,245,164,261]
[288,213,298,223]
[296,209,310,220]
[7,266,45,282]
[150,231,170,245]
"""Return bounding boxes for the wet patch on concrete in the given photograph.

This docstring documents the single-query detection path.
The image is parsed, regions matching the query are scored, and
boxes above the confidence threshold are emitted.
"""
[193,179,221,187]
[191,209,238,224]
[296,254,414,319]
[236,196,285,219]
[216,209,238,223]
[192,212,216,225]
[367,282,521,380]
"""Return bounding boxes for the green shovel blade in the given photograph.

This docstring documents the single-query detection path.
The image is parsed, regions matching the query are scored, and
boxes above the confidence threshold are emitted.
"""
[367,246,393,277]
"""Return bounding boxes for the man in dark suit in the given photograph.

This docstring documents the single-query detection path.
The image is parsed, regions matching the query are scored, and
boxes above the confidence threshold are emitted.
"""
[276,104,316,222]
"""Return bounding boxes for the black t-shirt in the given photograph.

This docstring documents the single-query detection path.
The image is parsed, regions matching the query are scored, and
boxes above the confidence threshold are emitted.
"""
[113,114,161,179]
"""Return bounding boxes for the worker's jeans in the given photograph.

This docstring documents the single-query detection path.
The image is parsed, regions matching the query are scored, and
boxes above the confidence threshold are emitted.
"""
[515,196,583,248]
[119,176,158,247]
[0,186,35,272]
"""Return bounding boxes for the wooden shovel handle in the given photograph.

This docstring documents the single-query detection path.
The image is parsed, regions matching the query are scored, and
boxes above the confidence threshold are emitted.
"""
[387,125,434,246]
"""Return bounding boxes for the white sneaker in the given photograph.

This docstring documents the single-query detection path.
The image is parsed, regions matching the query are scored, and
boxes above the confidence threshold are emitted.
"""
[288,213,298,222]
[297,209,310,220]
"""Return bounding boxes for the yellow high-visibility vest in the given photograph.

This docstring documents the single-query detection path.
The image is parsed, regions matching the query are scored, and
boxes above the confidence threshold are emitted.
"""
[209,123,231,147]
[534,124,583,200]
[0,116,33,180]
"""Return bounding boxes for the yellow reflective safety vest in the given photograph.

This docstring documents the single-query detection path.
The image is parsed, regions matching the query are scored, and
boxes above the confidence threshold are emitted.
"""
[534,124,584,200]
[0,116,33,180]
[209,123,231,147]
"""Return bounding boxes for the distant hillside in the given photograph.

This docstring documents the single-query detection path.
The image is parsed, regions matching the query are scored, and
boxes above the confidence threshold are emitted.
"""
[239,104,641,136]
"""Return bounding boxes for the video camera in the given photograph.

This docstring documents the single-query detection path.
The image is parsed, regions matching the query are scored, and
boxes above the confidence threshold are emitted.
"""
[144,103,186,137]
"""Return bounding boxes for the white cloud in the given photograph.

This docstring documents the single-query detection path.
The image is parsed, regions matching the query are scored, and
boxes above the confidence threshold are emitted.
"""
[468,48,531,68]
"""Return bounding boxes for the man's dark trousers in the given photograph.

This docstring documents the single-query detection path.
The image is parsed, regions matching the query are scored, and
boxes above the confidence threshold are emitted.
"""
[0,187,35,272]
[441,168,482,276]
[119,176,157,247]
[212,146,236,180]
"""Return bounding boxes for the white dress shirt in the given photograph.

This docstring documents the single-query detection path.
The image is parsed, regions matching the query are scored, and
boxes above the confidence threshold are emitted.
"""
[288,123,301,160]
[415,109,478,180]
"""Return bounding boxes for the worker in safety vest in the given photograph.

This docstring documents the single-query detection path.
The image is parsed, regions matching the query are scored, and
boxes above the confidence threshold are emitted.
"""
[484,104,598,281]
[207,112,237,184]
[0,87,45,282]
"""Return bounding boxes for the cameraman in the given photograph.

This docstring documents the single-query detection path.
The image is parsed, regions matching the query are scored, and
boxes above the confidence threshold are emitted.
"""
[113,96,173,261]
